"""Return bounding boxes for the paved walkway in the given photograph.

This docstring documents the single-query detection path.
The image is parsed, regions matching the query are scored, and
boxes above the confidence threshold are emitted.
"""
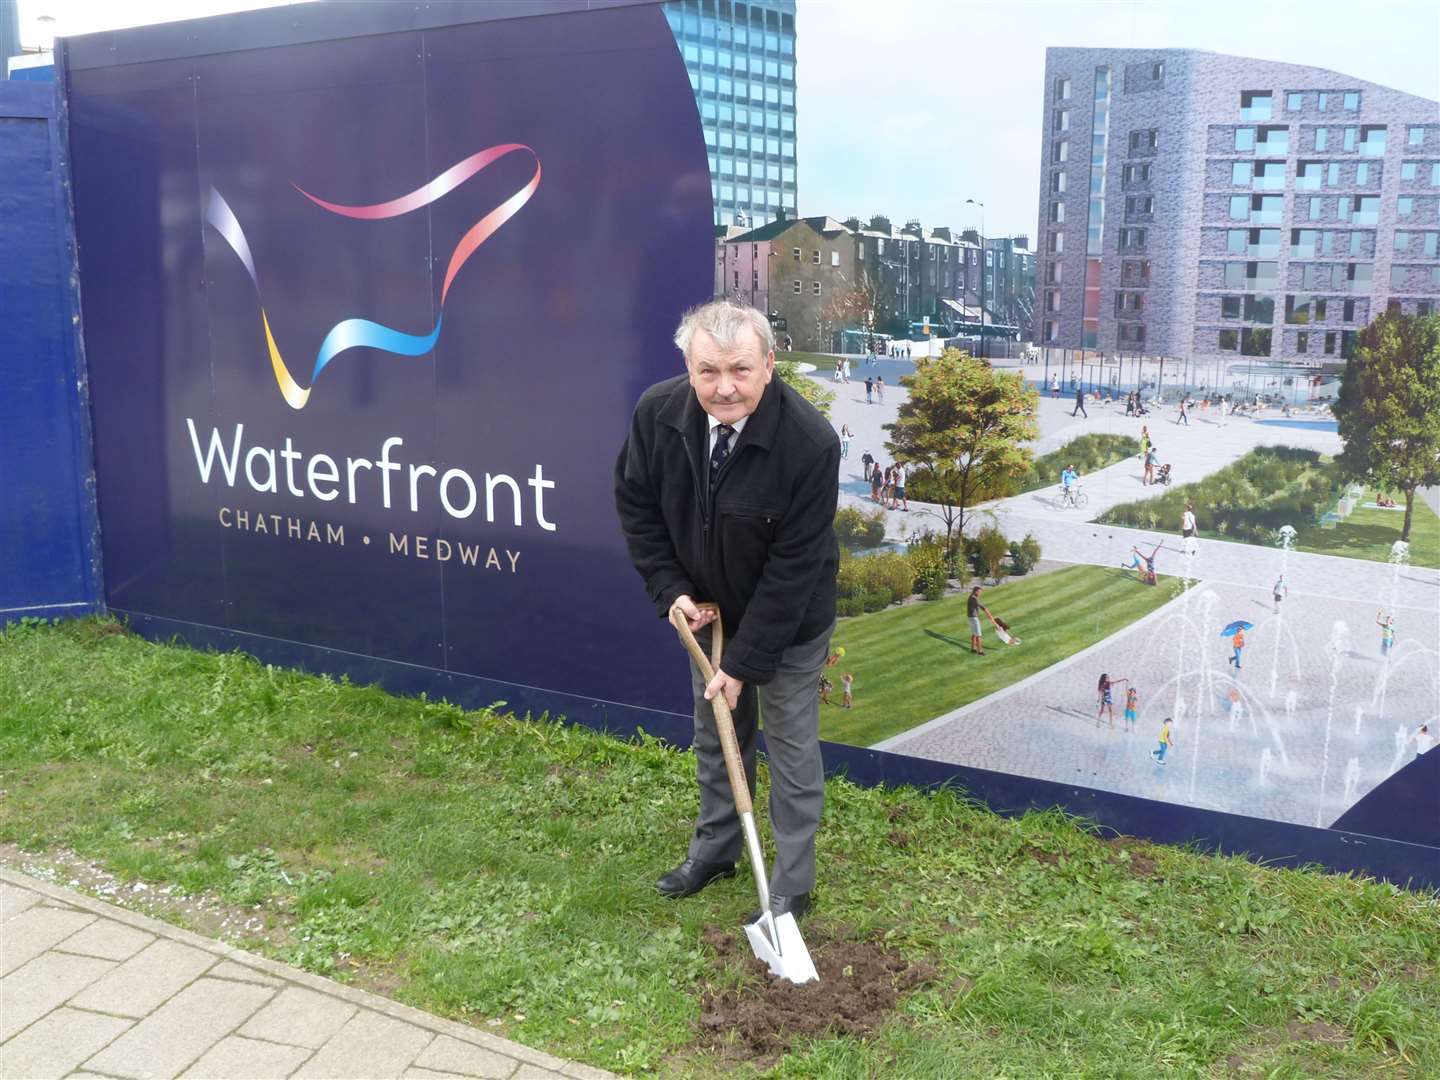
[0,869,613,1080]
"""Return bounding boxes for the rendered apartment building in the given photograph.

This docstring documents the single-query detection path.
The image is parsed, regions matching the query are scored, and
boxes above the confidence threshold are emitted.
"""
[1035,48,1440,365]
[665,0,797,227]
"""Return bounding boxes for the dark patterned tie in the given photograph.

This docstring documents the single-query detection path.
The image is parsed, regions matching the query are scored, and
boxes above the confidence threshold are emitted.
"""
[710,424,734,485]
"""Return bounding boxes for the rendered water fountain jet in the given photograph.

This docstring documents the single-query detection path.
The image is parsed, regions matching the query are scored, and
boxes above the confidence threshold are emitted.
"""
[1354,704,1365,736]
[1343,757,1362,804]
[1374,540,1410,723]
[1389,723,1412,775]
[1258,747,1273,787]
[1270,524,1297,700]
[1316,620,1350,827]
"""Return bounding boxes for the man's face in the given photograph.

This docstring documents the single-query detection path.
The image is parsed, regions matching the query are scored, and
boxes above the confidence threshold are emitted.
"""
[686,326,774,426]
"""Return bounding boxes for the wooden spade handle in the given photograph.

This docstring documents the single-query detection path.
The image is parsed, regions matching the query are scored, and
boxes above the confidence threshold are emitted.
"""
[669,601,752,816]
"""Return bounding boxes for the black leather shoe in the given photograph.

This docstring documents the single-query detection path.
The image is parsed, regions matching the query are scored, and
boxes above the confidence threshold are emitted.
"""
[656,858,736,899]
[746,891,811,924]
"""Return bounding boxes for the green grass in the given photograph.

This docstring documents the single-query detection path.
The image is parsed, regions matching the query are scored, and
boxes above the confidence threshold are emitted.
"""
[1291,489,1440,568]
[2,617,1438,1078]
[821,565,1175,747]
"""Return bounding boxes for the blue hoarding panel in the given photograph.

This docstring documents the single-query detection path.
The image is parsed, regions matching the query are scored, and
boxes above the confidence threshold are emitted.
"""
[0,80,101,623]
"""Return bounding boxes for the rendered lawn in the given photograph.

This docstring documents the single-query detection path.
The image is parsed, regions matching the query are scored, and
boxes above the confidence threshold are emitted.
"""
[1291,489,1440,568]
[1,618,1437,1078]
[819,565,1175,748]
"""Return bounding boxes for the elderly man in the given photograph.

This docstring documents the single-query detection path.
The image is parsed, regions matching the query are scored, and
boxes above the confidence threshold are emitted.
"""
[614,300,839,922]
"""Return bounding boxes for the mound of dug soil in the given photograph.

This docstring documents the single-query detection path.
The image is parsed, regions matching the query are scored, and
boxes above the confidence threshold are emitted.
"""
[697,925,937,1064]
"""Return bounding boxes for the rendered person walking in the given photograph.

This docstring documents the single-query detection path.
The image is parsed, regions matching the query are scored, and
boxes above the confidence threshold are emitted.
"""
[1376,610,1396,656]
[864,376,874,404]
[1176,398,1190,426]
[839,423,853,460]
[1181,502,1198,557]
[875,375,885,403]
[1150,717,1175,764]
[1096,673,1128,727]
[1272,574,1288,613]
[870,463,884,503]
[1143,446,1158,486]
[1072,383,1088,418]
[1227,625,1246,669]
[893,461,909,512]
[967,586,992,655]
[1051,375,1060,398]
[861,450,875,481]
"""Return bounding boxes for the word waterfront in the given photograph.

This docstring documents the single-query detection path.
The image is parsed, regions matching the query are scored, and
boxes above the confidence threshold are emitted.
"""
[188,420,557,529]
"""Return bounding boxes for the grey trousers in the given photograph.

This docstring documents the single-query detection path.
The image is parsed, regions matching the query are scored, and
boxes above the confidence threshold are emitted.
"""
[686,623,833,895]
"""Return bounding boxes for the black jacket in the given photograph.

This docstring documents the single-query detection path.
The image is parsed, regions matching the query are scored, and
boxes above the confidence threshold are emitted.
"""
[614,372,840,684]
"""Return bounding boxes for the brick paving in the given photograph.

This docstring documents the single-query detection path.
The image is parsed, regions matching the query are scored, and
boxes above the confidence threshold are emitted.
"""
[0,871,614,1080]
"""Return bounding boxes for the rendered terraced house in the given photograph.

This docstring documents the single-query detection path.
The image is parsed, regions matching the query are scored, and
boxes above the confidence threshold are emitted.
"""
[1035,48,1440,366]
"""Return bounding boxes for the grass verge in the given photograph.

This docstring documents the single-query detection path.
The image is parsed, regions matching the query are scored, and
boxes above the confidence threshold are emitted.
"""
[821,564,1174,748]
[1291,488,1440,567]
[1,617,1437,1077]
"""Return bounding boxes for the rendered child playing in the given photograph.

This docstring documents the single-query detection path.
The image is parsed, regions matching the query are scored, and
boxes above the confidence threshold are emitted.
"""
[1097,673,1128,727]
[840,672,854,710]
[1150,717,1175,764]
[1123,685,1139,732]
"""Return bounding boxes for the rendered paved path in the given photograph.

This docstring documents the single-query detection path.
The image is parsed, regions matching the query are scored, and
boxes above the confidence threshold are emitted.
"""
[0,870,614,1080]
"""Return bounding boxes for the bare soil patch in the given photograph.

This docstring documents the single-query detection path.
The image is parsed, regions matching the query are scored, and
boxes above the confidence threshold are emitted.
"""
[696,924,937,1067]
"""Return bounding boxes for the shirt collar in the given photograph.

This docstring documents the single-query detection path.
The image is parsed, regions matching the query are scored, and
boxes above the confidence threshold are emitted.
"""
[707,413,748,439]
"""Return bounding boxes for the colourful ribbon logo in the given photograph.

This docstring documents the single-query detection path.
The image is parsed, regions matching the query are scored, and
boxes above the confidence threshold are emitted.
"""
[206,144,541,409]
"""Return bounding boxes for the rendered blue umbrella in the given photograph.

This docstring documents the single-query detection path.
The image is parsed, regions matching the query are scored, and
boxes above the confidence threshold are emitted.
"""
[1220,620,1254,636]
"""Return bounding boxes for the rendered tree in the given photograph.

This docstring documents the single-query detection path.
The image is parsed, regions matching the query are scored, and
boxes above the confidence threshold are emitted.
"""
[1331,311,1440,541]
[885,349,1039,572]
[775,358,834,419]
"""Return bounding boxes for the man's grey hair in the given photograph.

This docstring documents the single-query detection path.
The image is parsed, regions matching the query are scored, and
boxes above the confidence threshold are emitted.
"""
[673,300,775,361]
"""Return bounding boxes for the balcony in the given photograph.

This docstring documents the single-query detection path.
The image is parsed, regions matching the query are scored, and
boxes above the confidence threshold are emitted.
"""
[1352,211,1379,226]
[1240,105,1273,122]
[1250,209,1283,225]
[1295,174,1321,191]
[1255,138,1289,156]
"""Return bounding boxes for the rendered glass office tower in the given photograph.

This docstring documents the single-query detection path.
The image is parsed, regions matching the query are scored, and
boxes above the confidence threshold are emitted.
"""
[664,0,797,227]
[1035,48,1440,364]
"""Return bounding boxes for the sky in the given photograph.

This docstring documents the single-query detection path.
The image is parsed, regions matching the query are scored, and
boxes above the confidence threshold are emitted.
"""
[18,0,1439,240]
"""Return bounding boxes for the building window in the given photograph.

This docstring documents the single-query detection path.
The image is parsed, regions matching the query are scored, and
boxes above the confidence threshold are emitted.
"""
[1240,91,1272,120]
[1398,197,1414,217]
[1296,331,1308,353]
[1044,321,1059,342]
[792,279,801,294]
[1402,161,1418,181]
[1390,265,1408,287]
[1314,127,1328,151]
[1287,91,1303,111]
[1221,295,1241,319]
[1359,126,1386,156]
[1054,109,1070,132]
[1049,232,1064,253]
[1234,127,1255,151]
[1053,140,1069,163]
[813,281,822,296]
[1218,329,1239,351]
[1409,126,1426,146]
[1395,231,1411,253]
[792,247,801,261]
[1324,332,1336,355]
[1343,126,1357,151]
[1232,162,1253,186]
[1344,92,1360,110]
[1152,62,1163,80]
[1045,262,1062,284]
[830,251,840,267]
[1309,197,1323,220]
[1241,327,1272,356]
[1051,171,1067,193]
[1056,77,1071,100]
[1343,299,1356,321]
[1050,201,1065,223]
[812,249,821,264]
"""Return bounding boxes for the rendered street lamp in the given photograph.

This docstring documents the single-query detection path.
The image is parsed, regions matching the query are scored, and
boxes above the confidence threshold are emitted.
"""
[966,198,986,358]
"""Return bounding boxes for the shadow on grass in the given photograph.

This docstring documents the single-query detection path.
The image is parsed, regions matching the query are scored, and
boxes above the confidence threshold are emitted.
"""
[923,629,970,650]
